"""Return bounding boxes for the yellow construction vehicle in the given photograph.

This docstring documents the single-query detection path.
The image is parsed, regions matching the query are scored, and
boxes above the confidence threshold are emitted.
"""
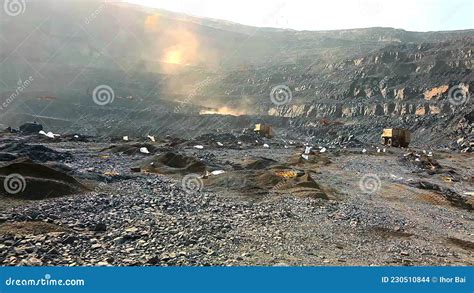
[254,124,273,138]
[381,128,411,147]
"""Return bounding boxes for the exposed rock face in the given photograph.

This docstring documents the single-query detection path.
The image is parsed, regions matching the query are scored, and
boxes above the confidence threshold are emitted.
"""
[0,1,472,147]
[268,100,464,119]
[424,85,449,100]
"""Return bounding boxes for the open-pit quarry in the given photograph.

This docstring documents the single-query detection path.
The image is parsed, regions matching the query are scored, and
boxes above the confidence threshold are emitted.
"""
[0,1,472,267]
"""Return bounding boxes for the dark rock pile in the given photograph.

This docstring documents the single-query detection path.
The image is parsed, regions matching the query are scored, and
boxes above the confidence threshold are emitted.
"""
[101,143,159,156]
[19,122,43,134]
[330,135,366,148]
[409,180,472,211]
[191,132,265,148]
[400,152,441,173]
[0,142,72,162]
[137,152,207,174]
[0,158,87,200]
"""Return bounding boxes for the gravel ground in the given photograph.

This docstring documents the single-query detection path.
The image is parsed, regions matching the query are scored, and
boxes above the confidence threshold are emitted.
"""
[0,140,472,266]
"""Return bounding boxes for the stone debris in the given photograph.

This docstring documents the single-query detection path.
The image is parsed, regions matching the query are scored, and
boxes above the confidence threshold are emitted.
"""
[0,142,72,162]
[39,131,60,139]
[140,147,150,154]
[0,127,471,267]
[101,143,159,156]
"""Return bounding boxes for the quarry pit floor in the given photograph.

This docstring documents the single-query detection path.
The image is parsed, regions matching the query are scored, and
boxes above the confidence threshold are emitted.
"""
[0,137,472,266]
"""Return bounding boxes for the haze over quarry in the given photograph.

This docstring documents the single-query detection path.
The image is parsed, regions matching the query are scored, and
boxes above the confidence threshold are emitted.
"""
[125,0,474,31]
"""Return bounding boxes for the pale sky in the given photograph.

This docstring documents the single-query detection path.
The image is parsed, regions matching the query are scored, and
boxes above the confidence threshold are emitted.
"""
[124,0,474,31]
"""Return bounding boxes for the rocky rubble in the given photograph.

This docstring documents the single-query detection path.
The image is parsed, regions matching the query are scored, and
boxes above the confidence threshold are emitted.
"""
[452,115,473,152]
[408,180,473,211]
[0,174,452,266]
[0,130,472,266]
[0,142,72,163]
[0,176,312,266]
[101,143,160,156]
